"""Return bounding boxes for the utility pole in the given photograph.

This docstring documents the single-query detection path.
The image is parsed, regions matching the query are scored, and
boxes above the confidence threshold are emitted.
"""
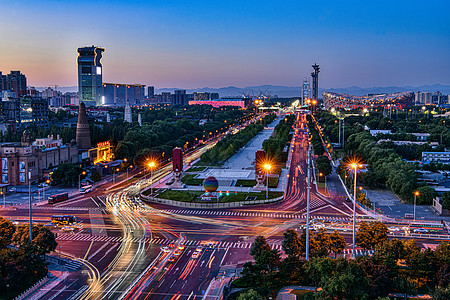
[306,144,311,261]
[342,119,345,151]
[338,118,341,146]
[28,170,32,242]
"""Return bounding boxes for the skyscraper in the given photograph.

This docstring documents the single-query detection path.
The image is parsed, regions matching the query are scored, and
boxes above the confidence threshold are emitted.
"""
[76,102,91,150]
[124,99,132,123]
[311,64,320,101]
[0,71,27,97]
[77,46,105,106]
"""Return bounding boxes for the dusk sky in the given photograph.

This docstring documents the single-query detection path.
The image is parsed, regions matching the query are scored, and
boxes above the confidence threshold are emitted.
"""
[1,0,449,89]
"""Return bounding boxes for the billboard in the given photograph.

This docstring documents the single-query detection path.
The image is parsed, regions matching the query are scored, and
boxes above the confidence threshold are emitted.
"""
[2,174,7,184]
[19,173,26,183]
[19,161,25,173]
[173,148,183,172]
[2,158,7,173]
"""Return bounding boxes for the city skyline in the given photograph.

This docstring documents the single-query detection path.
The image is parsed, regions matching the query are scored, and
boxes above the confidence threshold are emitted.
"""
[1,1,449,89]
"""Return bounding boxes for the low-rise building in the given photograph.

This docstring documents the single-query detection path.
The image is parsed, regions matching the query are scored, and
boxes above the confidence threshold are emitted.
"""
[0,131,78,185]
[422,151,450,163]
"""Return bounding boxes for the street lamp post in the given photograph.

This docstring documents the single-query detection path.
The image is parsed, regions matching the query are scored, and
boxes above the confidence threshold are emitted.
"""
[414,191,419,220]
[306,145,311,261]
[78,171,86,192]
[113,168,120,184]
[350,162,362,259]
[28,170,32,242]
[148,161,156,195]
[263,163,272,199]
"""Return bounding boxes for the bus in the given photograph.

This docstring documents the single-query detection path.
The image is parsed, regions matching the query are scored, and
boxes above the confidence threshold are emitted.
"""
[51,215,77,225]
[408,221,446,234]
[80,185,92,194]
[48,193,69,204]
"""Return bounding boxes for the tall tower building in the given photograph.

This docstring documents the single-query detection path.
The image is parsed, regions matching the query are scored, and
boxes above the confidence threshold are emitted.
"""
[76,102,91,150]
[311,64,320,100]
[124,99,132,123]
[301,79,311,106]
[77,46,105,106]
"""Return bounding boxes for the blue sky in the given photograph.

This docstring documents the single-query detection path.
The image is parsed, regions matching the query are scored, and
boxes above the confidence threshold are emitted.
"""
[0,0,449,88]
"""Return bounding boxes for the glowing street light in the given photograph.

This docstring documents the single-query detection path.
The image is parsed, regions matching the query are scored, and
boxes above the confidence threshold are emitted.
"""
[263,163,272,199]
[350,161,363,259]
[148,161,156,195]
[79,170,87,192]
[414,191,420,220]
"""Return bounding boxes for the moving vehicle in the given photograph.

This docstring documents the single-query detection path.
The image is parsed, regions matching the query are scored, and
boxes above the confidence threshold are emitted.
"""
[191,251,200,259]
[409,221,445,234]
[51,215,77,225]
[80,185,92,194]
[48,193,69,204]
[413,228,429,234]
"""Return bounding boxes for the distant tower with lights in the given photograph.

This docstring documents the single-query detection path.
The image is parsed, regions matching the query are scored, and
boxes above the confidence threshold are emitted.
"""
[302,79,311,106]
[77,45,105,106]
[311,64,320,101]
[124,99,132,123]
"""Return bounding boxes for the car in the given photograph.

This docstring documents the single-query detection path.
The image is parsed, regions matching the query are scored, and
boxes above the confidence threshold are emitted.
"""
[196,246,203,252]
[178,245,185,250]
[388,226,400,232]
[160,246,170,252]
[191,251,200,259]
[345,198,351,202]
[169,243,175,248]
[413,228,429,234]
[174,250,182,256]
[61,226,75,231]
[168,256,176,262]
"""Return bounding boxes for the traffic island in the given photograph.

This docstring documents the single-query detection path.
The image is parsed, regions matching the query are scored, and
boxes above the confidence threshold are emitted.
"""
[141,188,284,208]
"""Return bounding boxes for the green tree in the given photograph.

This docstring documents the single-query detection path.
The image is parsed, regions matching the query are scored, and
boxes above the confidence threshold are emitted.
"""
[282,229,303,259]
[0,216,15,249]
[329,230,346,258]
[441,191,450,210]
[51,163,82,186]
[91,169,102,182]
[316,155,332,177]
[237,289,265,300]
[250,236,272,261]
[416,186,437,205]
[12,224,58,255]
[356,221,388,251]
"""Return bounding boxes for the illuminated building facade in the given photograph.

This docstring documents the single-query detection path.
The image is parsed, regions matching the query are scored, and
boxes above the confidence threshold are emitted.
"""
[322,91,414,110]
[77,46,105,106]
[94,141,113,164]
[189,98,250,108]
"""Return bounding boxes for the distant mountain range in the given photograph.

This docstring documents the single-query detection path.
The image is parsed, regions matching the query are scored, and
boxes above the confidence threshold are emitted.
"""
[36,84,450,98]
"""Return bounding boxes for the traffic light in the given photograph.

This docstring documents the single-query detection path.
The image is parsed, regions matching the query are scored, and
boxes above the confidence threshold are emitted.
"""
[226,191,230,196]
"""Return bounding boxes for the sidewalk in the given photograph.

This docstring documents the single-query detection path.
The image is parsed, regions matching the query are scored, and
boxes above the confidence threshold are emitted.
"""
[17,262,69,300]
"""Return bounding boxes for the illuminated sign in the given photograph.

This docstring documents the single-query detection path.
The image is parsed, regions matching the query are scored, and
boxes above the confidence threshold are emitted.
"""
[96,66,102,75]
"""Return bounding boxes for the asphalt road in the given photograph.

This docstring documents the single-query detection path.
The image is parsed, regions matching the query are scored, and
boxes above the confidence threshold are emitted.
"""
[2,111,449,299]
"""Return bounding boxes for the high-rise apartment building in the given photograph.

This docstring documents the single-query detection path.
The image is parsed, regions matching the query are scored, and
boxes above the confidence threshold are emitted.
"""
[148,86,155,97]
[77,46,105,106]
[172,90,189,106]
[102,83,145,106]
[0,71,27,97]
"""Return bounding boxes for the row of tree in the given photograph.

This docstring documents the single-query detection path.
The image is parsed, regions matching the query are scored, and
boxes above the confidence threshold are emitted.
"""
[0,217,58,299]
[262,114,295,171]
[235,222,450,299]
[200,114,276,164]
[306,115,332,177]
